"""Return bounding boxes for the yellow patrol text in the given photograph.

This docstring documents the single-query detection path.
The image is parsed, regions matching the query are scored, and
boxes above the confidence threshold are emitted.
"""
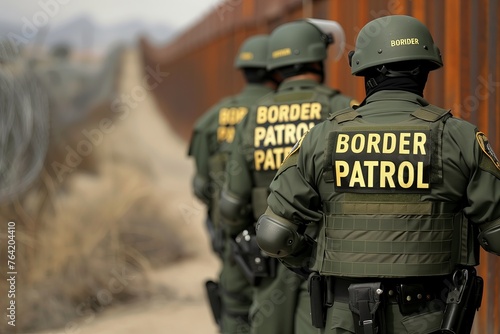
[217,107,247,143]
[256,103,322,124]
[334,131,431,191]
[254,102,323,171]
[336,132,427,155]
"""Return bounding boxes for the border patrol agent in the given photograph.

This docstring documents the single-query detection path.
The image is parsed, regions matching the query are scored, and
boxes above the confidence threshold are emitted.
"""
[256,15,500,334]
[220,19,358,334]
[188,34,277,334]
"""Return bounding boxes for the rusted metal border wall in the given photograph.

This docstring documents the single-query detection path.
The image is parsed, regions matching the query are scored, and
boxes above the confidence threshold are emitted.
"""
[139,0,305,139]
[140,1,500,332]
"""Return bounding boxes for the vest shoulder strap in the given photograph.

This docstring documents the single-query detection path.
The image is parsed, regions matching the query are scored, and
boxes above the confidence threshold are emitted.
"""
[411,103,452,184]
[256,92,275,105]
[327,107,361,123]
[411,104,452,122]
[314,85,340,98]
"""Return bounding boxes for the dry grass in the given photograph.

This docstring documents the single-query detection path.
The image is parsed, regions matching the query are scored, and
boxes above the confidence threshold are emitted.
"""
[0,163,190,333]
[0,48,197,333]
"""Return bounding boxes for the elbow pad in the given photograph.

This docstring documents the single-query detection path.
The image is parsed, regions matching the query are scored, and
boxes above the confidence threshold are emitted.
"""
[219,189,252,235]
[478,217,500,256]
[256,209,306,258]
[192,174,210,204]
[220,189,251,221]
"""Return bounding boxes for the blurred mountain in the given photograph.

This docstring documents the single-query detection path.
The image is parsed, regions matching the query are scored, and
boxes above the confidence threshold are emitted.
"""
[0,15,174,54]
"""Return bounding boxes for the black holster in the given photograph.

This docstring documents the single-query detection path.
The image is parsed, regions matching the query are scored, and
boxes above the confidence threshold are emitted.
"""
[205,280,222,326]
[308,273,332,328]
[230,229,277,286]
[441,267,484,334]
[205,217,224,257]
[348,282,385,334]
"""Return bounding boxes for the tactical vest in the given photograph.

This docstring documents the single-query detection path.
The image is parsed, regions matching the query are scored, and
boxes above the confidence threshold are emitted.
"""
[208,101,249,226]
[249,85,343,220]
[315,104,479,278]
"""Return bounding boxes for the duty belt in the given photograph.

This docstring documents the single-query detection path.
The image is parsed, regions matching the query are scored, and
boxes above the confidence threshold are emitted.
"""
[329,276,446,314]
[308,269,482,332]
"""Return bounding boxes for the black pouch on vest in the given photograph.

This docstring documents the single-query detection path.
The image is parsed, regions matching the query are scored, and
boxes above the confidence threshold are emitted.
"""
[396,283,427,315]
[348,282,385,334]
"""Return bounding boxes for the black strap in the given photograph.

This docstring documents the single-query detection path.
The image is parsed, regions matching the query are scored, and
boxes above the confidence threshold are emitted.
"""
[357,288,375,334]
[348,282,384,334]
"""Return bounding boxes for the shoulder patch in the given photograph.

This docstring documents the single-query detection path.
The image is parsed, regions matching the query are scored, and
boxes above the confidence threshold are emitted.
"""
[350,99,360,107]
[476,132,500,173]
[281,130,308,166]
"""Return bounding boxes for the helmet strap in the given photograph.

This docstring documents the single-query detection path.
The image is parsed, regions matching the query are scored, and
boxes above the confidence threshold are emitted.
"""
[380,65,421,77]
[366,65,421,89]
[243,67,274,84]
[364,65,428,97]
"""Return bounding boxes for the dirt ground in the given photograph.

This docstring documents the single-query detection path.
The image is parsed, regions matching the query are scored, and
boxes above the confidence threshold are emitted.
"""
[30,48,221,334]
[34,257,220,334]
[34,257,221,334]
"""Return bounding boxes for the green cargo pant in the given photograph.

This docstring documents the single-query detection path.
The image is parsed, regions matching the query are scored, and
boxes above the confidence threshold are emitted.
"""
[250,263,320,334]
[322,300,444,334]
[219,238,253,333]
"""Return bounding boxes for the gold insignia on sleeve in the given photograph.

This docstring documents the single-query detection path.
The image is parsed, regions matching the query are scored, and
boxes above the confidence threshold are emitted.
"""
[349,99,360,107]
[281,130,309,166]
[476,132,500,170]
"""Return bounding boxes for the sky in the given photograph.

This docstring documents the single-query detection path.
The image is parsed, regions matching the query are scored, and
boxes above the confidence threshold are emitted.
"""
[2,0,223,31]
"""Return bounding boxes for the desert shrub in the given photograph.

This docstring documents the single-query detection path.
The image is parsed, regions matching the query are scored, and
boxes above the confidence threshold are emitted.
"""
[0,166,189,333]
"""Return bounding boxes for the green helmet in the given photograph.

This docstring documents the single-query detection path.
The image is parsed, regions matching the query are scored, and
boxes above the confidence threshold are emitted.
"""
[349,15,443,75]
[267,19,345,71]
[234,34,269,69]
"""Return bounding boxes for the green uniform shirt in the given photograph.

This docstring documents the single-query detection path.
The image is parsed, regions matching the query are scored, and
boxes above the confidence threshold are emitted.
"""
[222,78,356,334]
[189,83,272,333]
[188,83,273,213]
[267,90,500,275]
[224,79,356,226]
